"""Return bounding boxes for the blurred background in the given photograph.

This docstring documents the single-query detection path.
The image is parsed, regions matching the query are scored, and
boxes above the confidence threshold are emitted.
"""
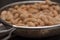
[0,0,60,8]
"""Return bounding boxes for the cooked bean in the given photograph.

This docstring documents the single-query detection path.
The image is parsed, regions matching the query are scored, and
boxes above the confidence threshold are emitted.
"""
[26,22,35,26]
[1,0,60,27]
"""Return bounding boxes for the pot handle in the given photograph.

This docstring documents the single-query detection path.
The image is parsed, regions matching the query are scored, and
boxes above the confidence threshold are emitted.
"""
[2,27,16,40]
[0,19,16,40]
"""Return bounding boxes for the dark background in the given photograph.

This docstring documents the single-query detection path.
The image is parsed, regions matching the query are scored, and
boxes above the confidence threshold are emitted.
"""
[0,0,60,8]
[0,0,60,40]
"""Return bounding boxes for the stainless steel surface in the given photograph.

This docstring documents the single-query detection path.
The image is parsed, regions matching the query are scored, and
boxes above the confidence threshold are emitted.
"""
[0,1,60,38]
[0,23,14,39]
[0,19,16,39]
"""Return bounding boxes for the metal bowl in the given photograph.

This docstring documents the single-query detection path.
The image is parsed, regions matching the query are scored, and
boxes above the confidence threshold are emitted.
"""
[0,1,60,38]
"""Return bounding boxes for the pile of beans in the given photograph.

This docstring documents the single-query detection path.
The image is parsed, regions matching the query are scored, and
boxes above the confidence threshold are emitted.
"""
[1,0,60,26]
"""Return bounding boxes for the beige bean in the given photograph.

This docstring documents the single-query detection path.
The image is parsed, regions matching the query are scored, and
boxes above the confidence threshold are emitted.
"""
[45,0,51,4]
[28,8,38,13]
[40,15,49,25]
[1,11,7,20]
[16,23,25,26]
[47,16,55,25]
[9,8,17,14]
[52,6,60,11]
[26,22,35,26]
[52,10,58,17]
[6,11,13,20]
[14,13,19,19]
[24,18,37,23]
[12,18,20,24]
[38,19,45,26]
[40,5,49,9]
[14,5,19,9]
[20,13,29,19]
